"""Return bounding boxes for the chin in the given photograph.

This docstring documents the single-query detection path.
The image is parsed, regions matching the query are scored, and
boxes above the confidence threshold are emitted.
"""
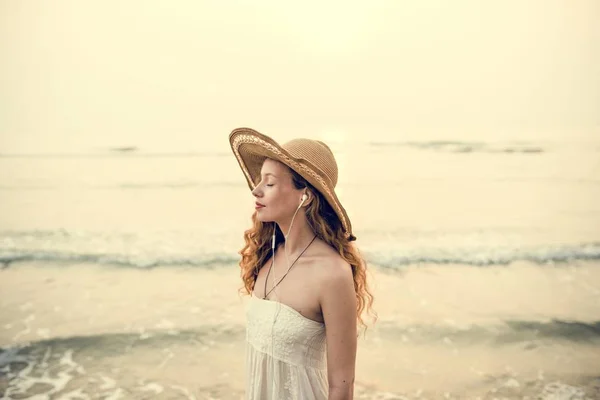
[255,211,273,223]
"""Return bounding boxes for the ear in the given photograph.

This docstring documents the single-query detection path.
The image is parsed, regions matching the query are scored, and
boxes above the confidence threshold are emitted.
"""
[302,190,313,207]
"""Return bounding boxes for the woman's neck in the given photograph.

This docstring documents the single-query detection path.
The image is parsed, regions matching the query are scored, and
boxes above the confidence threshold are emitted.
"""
[277,216,315,256]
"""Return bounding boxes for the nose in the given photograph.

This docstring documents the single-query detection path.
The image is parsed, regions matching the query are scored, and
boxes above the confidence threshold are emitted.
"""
[251,186,262,198]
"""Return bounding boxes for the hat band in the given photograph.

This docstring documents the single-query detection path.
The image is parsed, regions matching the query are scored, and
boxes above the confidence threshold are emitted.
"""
[232,133,349,234]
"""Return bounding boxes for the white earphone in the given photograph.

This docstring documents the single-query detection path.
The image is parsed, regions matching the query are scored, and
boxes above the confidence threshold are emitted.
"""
[271,193,307,250]
[271,192,307,250]
[268,194,309,367]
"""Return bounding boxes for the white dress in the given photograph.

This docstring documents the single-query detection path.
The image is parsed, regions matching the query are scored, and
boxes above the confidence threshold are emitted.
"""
[245,293,328,399]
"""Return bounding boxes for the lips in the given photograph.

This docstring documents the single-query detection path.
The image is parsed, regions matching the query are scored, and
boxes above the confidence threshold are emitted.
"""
[255,202,265,208]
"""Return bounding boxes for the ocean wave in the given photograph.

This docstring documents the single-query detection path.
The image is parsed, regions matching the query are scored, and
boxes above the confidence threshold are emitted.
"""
[369,140,545,154]
[1,243,599,269]
[2,321,596,399]
[0,181,240,190]
[0,327,245,400]
[377,319,600,344]
[114,181,239,189]
[367,242,600,268]
[0,151,229,158]
[2,319,597,356]
[0,249,240,269]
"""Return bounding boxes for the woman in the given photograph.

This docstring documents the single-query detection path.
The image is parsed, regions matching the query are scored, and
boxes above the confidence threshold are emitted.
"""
[229,128,375,400]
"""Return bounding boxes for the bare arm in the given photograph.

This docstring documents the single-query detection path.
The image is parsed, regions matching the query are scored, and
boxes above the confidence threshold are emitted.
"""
[320,260,357,400]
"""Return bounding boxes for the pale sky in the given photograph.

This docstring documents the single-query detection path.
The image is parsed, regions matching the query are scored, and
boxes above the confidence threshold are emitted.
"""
[1,0,599,153]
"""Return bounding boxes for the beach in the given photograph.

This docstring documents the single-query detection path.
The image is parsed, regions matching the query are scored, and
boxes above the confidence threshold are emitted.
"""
[2,260,599,399]
[3,1,600,398]
[1,128,599,399]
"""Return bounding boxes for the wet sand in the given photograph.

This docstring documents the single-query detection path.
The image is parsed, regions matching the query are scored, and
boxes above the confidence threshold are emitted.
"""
[1,260,599,399]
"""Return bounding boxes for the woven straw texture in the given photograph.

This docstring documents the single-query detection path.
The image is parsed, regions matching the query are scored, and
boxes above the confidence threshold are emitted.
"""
[229,127,353,238]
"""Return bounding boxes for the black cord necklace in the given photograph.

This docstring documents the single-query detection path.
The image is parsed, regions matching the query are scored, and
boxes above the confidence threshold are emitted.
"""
[263,234,317,300]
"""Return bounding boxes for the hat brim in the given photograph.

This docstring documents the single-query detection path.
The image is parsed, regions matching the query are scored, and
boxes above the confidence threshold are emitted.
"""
[229,127,353,237]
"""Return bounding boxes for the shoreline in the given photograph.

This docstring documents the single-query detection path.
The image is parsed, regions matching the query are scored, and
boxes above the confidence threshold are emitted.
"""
[1,260,599,399]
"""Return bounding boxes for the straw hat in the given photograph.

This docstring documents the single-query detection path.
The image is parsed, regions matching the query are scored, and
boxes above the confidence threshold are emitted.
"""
[229,127,355,241]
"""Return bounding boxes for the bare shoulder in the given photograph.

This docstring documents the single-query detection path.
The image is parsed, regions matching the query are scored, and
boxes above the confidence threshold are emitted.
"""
[312,242,354,301]
[311,242,357,331]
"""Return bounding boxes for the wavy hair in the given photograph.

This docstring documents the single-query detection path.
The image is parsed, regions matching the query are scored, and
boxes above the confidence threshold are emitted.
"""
[237,166,376,333]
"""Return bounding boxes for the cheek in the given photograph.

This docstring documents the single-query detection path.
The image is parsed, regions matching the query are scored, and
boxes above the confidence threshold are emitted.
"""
[264,190,291,214]
[265,187,282,202]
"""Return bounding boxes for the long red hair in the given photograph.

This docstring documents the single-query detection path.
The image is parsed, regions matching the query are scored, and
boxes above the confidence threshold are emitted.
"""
[237,167,376,332]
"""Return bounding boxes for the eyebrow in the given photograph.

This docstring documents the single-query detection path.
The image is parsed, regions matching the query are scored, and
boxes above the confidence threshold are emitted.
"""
[260,173,278,178]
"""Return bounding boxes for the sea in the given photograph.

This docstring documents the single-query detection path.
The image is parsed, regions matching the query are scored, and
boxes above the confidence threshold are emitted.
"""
[1,136,599,399]
[1,137,599,270]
